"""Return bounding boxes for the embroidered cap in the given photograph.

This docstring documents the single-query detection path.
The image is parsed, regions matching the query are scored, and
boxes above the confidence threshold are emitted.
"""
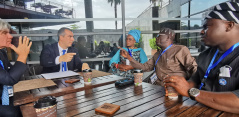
[157,28,175,40]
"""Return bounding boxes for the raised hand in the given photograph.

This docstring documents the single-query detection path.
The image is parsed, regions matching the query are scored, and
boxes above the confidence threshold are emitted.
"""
[119,47,130,59]
[118,64,134,71]
[118,64,127,71]
[10,36,32,64]
[59,53,76,62]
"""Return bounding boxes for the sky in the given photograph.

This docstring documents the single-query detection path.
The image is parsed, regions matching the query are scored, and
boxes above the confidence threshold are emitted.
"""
[30,0,227,30]
[32,0,152,30]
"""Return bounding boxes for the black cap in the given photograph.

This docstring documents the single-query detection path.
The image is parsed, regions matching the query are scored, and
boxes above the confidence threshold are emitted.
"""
[34,96,57,108]
[82,69,92,72]
[133,69,143,73]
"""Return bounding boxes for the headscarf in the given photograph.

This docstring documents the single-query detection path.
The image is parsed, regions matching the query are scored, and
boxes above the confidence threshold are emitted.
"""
[206,2,239,24]
[128,29,141,43]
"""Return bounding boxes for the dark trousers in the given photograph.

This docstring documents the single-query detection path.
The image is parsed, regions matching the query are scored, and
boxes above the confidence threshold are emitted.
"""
[0,97,22,117]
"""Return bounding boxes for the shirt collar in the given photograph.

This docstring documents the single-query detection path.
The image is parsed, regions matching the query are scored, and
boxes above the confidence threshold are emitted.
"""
[58,43,68,54]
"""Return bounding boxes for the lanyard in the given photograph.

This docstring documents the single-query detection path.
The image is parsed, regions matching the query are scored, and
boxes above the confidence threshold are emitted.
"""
[127,48,133,57]
[154,44,173,71]
[199,42,239,89]
[0,60,4,69]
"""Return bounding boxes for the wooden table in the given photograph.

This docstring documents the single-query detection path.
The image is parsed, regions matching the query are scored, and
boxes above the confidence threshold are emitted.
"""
[19,82,239,117]
[13,71,123,106]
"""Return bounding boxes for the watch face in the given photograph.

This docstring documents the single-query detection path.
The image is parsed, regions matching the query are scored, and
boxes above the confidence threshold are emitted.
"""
[190,88,200,97]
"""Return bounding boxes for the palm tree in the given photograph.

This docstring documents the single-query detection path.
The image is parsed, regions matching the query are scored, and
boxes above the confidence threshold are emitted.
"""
[84,0,94,51]
[107,0,121,29]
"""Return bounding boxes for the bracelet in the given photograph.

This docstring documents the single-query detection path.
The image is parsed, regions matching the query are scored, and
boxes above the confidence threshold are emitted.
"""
[115,64,119,68]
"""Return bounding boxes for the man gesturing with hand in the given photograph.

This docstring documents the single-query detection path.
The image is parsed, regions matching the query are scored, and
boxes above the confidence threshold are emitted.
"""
[40,27,82,73]
[0,20,32,117]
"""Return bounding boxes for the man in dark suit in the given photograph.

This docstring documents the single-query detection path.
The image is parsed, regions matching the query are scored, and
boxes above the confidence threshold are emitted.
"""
[40,27,83,73]
[0,20,32,117]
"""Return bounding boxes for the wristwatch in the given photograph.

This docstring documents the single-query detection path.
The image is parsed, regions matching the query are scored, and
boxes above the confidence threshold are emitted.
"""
[188,88,200,100]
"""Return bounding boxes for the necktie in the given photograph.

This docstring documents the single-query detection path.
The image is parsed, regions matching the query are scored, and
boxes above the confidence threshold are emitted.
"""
[62,50,67,72]
[0,60,9,105]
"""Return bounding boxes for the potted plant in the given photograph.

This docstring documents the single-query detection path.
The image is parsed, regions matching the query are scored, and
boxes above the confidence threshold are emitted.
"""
[149,37,160,55]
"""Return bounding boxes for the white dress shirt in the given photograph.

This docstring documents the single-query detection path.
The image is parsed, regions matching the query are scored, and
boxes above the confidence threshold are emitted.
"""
[55,43,68,72]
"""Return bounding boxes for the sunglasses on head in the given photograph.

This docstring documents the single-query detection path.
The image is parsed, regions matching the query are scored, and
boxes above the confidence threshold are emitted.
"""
[156,34,166,38]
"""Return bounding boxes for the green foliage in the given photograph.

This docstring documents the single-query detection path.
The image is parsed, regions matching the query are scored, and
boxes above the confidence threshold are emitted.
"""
[68,24,80,30]
[94,40,98,48]
[135,38,142,48]
[188,38,192,47]
[103,41,110,45]
[149,37,160,49]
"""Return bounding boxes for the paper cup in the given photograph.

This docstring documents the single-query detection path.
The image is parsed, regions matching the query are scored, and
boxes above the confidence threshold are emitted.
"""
[133,69,143,86]
[34,96,57,117]
[83,69,92,84]
[167,86,178,99]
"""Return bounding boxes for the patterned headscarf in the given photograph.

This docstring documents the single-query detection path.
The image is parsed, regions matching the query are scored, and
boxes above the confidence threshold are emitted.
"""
[206,2,239,24]
[128,29,141,43]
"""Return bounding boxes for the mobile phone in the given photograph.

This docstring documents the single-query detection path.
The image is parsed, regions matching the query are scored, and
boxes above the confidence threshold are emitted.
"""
[115,77,134,88]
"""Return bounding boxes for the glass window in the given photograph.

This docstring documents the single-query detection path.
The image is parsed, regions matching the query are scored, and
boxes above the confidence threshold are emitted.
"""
[181,2,189,18]
[2,0,236,72]
[191,0,229,15]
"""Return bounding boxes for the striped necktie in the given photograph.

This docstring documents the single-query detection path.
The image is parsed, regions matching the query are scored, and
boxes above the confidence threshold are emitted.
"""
[0,60,9,105]
[62,50,67,72]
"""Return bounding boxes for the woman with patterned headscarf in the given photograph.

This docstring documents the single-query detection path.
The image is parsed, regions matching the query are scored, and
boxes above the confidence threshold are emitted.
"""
[109,29,147,78]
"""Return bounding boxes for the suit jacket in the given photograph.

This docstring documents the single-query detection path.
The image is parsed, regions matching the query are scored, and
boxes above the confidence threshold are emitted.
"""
[0,49,27,105]
[40,43,83,73]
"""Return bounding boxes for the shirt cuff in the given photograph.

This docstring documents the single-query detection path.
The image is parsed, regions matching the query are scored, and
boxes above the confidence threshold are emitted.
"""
[55,56,60,65]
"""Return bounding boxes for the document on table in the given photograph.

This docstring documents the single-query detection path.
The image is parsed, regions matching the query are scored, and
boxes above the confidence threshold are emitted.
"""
[41,71,79,79]
[14,78,56,93]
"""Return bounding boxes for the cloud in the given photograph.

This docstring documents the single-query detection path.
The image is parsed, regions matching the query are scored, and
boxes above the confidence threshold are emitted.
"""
[34,0,151,30]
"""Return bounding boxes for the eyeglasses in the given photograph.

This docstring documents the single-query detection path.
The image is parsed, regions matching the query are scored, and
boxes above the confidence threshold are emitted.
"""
[126,38,135,41]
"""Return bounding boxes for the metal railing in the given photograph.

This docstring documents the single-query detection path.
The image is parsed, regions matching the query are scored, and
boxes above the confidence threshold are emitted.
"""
[0,0,74,18]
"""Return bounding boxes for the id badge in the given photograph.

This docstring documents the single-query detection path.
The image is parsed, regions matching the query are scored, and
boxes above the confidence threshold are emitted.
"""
[219,66,231,77]
[150,73,158,84]
[7,86,13,97]
[126,59,130,65]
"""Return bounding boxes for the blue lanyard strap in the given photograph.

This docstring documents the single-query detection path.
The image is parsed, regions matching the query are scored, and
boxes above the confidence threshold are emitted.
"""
[127,48,133,57]
[0,60,4,69]
[199,42,239,89]
[154,44,173,71]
